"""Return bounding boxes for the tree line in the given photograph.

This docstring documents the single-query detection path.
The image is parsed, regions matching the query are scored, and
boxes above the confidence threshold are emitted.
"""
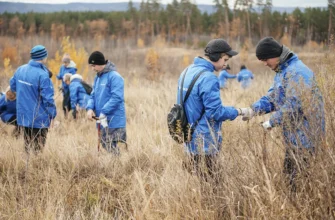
[0,0,333,47]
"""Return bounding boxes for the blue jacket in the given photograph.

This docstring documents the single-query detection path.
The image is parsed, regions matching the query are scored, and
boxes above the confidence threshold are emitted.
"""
[177,57,239,155]
[0,93,16,123]
[69,79,90,110]
[252,54,325,149]
[86,61,126,129]
[237,69,254,88]
[218,70,236,88]
[56,61,77,95]
[10,60,57,128]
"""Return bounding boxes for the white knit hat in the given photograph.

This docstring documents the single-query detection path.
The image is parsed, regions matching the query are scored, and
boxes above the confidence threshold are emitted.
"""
[70,74,83,82]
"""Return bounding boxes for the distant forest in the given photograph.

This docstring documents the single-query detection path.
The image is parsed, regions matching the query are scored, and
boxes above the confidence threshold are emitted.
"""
[0,0,333,46]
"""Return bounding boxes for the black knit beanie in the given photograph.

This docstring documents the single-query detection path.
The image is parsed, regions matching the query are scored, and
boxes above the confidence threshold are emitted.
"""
[88,51,107,65]
[256,37,283,60]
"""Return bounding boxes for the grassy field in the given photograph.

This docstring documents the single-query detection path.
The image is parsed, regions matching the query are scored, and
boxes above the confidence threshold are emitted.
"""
[0,43,334,219]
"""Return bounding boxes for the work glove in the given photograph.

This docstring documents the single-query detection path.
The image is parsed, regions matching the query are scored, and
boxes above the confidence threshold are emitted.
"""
[262,120,272,130]
[99,113,108,128]
[240,107,255,121]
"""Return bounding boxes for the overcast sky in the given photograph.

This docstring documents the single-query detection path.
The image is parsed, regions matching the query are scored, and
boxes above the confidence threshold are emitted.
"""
[0,0,327,7]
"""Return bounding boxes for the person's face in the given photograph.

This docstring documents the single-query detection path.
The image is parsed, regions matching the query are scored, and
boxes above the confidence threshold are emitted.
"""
[260,57,280,71]
[63,61,70,67]
[214,54,230,72]
[90,64,105,73]
[65,79,70,85]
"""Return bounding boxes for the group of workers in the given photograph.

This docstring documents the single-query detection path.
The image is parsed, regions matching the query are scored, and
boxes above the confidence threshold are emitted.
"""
[0,36,326,192]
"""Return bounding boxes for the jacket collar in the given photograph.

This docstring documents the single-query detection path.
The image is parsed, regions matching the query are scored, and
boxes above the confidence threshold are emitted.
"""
[193,56,215,72]
[277,54,298,73]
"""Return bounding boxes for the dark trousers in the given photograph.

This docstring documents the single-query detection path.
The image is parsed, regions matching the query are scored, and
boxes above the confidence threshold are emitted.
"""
[62,91,71,117]
[23,127,48,153]
[100,127,127,155]
[283,147,312,192]
[183,154,218,181]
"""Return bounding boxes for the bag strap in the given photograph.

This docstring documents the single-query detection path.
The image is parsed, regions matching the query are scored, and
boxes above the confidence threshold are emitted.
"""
[183,69,206,103]
[179,68,188,105]
[181,69,207,128]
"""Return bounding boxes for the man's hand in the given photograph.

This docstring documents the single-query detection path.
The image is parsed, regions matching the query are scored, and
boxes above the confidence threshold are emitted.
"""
[240,107,255,121]
[99,114,108,128]
[87,109,95,121]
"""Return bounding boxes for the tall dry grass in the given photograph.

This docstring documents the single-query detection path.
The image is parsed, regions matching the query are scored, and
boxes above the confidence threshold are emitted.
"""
[0,40,334,219]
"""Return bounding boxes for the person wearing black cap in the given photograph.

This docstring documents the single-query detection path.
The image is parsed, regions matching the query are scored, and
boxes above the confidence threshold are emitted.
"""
[218,64,236,89]
[175,38,249,179]
[9,45,57,153]
[241,37,325,192]
[86,51,126,155]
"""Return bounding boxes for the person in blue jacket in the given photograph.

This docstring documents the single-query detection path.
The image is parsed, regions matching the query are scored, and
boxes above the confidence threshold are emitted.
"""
[56,54,77,118]
[177,38,248,178]
[10,45,57,153]
[64,73,91,119]
[237,64,254,89]
[0,88,20,137]
[86,51,126,154]
[241,37,325,191]
[218,64,236,89]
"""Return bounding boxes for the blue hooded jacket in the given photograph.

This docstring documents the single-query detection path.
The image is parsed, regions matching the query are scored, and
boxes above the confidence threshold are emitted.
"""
[0,93,16,123]
[237,69,254,89]
[69,78,90,110]
[252,54,325,149]
[177,57,239,155]
[218,70,236,88]
[86,61,126,129]
[10,60,57,128]
[56,61,77,95]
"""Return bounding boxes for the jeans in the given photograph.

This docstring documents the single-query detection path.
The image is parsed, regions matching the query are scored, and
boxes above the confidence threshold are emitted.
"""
[100,127,127,155]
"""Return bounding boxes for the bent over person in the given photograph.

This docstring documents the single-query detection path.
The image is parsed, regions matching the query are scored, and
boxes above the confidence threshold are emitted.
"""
[177,39,247,178]
[86,51,126,154]
[10,45,57,153]
[241,37,325,191]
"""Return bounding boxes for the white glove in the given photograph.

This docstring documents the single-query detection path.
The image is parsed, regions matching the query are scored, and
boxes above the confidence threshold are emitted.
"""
[262,120,272,130]
[240,107,255,121]
[99,113,108,128]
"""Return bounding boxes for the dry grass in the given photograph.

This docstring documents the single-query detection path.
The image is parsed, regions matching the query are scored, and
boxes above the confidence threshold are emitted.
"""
[0,45,334,219]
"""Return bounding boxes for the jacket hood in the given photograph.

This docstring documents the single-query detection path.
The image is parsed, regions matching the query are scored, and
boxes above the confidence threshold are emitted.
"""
[193,56,215,72]
[279,45,293,65]
[68,60,77,68]
[97,60,117,77]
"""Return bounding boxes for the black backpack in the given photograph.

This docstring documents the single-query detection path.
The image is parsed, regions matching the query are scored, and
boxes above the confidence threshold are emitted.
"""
[167,68,206,144]
[81,81,93,95]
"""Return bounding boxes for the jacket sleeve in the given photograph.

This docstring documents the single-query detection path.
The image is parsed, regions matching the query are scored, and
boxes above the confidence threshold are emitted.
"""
[237,73,242,82]
[56,66,63,80]
[101,74,124,115]
[225,72,237,79]
[69,84,78,110]
[269,73,308,127]
[86,77,97,111]
[252,85,275,114]
[9,75,17,92]
[0,96,6,114]
[40,75,57,119]
[199,74,238,121]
